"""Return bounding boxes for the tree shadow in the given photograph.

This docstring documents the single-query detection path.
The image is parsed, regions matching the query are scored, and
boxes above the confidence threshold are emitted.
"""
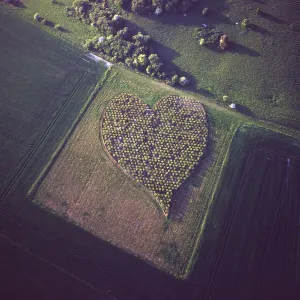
[250,24,273,35]
[150,39,180,62]
[15,1,27,8]
[196,87,216,98]
[236,104,255,117]
[124,19,195,88]
[57,27,72,33]
[131,0,229,27]
[170,125,214,221]
[1,198,186,300]
[259,11,287,25]
[250,0,266,3]
[230,42,261,57]
[51,0,65,5]
[125,19,180,62]
[42,19,55,28]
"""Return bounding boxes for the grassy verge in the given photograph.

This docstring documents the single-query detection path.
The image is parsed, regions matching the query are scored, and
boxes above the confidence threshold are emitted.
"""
[14,0,97,46]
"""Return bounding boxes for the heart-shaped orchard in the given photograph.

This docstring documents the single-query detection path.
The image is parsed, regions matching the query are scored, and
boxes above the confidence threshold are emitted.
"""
[101,94,208,215]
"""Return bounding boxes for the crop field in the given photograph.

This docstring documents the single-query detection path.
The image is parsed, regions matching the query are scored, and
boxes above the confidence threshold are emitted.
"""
[192,125,300,299]
[0,6,106,203]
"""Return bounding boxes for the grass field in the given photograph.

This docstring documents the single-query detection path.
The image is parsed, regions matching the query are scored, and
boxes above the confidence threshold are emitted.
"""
[16,0,98,46]
[192,125,300,299]
[0,6,107,202]
[126,0,300,128]
[11,0,300,130]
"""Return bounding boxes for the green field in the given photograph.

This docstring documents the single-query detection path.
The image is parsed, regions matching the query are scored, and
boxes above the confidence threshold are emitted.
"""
[126,0,300,128]
[0,6,107,202]
[193,125,300,299]
[17,0,300,129]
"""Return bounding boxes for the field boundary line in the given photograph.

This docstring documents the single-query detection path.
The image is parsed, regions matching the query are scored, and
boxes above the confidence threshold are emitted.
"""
[257,145,300,159]
[296,172,300,286]
[25,70,109,202]
[0,42,78,74]
[230,146,273,290]
[182,124,238,279]
[178,130,221,274]
[1,25,101,74]
[0,130,37,148]
[0,69,88,202]
[206,143,256,300]
[0,98,49,122]
[0,70,86,148]
[0,230,113,299]
[255,152,290,296]
[0,169,13,190]
[0,207,165,300]
[0,168,10,176]
[1,69,71,99]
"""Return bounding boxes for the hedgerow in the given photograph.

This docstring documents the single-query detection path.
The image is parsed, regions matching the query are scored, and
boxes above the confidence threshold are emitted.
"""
[66,0,188,85]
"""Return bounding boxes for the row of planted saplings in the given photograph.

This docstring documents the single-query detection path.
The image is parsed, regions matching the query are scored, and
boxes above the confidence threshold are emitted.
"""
[102,94,208,213]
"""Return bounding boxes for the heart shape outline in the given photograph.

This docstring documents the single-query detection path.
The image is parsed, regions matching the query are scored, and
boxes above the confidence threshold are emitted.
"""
[100,94,208,215]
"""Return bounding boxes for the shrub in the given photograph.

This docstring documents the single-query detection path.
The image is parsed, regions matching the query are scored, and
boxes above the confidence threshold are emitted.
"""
[171,74,179,85]
[82,39,94,50]
[152,0,164,9]
[179,76,189,86]
[202,7,209,16]
[148,54,162,71]
[146,65,153,74]
[34,13,41,21]
[165,78,173,86]
[68,0,187,86]
[241,18,251,29]
[73,0,88,8]
[255,8,266,17]
[199,38,206,46]
[125,57,134,67]
[154,7,163,15]
[157,71,166,79]
[222,95,229,102]
[131,0,149,14]
[219,35,229,50]
[114,0,130,9]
